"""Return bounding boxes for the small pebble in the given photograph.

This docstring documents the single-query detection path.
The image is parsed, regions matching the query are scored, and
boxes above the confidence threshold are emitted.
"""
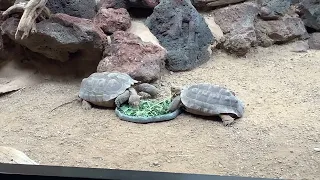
[152,161,160,167]
[314,148,320,152]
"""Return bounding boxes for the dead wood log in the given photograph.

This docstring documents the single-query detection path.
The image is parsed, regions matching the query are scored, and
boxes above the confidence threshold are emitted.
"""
[2,0,50,40]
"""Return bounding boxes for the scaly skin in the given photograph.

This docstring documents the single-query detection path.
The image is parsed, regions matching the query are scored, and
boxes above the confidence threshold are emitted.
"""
[168,86,182,112]
[115,90,130,107]
[134,83,159,97]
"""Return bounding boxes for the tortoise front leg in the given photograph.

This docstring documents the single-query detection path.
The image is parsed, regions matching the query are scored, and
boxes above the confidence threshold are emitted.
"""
[168,95,182,112]
[115,90,130,108]
[81,100,92,110]
[219,114,235,126]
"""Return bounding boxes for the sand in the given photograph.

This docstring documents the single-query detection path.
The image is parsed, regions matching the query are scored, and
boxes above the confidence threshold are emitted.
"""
[0,42,319,179]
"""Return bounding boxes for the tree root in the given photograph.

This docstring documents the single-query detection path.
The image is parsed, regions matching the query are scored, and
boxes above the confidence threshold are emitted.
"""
[2,0,50,40]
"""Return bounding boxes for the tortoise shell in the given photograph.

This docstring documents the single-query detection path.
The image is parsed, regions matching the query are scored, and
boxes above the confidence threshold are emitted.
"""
[79,72,138,107]
[180,83,244,118]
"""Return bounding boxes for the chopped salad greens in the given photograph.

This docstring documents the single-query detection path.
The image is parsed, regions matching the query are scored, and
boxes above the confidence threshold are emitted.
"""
[118,98,172,117]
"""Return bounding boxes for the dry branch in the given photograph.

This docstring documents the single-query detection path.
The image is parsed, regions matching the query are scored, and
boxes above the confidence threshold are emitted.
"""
[2,0,50,40]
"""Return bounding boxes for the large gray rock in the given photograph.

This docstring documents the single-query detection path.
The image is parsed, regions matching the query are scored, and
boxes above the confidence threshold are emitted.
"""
[1,13,107,62]
[297,0,320,31]
[213,2,259,56]
[46,0,97,19]
[0,0,14,11]
[257,0,292,20]
[291,0,303,4]
[145,0,214,71]
[308,33,320,50]
[255,14,308,47]
[191,0,247,9]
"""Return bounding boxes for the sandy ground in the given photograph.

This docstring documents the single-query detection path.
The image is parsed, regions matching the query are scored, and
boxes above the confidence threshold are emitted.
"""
[0,43,319,179]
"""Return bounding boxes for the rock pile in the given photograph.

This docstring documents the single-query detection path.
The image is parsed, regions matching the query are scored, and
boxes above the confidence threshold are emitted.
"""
[0,0,319,79]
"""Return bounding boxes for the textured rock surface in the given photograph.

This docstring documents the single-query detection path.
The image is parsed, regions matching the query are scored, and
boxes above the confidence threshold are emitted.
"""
[94,8,131,34]
[97,0,247,9]
[0,33,4,61]
[298,0,320,31]
[46,0,97,19]
[97,0,159,9]
[191,0,247,9]
[96,0,127,9]
[97,31,166,82]
[0,10,16,62]
[291,0,303,4]
[1,13,107,62]
[257,0,292,20]
[308,33,320,50]
[146,0,214,71]
[0,0,14,11]
[255,14,308,47]
[213,2,258,56]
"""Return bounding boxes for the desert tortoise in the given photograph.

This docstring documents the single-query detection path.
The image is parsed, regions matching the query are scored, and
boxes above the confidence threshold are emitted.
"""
[168,83,245,126]
[78,72,159,109]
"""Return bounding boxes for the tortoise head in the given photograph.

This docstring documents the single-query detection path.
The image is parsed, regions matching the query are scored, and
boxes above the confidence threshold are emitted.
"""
[170,86,182,99]
[129,95,141,108]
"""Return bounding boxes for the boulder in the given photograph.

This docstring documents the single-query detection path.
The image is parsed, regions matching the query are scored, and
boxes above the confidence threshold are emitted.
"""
[96,0,127,9]
[308,33,320,50]
[93,7,131,34]
[97,0,159,9]
[257,0,292,20]
[145,0,214,71]
[1,13,107,62]
[97,31,166,82]
[46,0,97,19]
[213,2,258,56]
[291,0,303,4]
[0,10,17,62]
[297,0,320,31]
[191,0,247,9]
[255,14,308,47]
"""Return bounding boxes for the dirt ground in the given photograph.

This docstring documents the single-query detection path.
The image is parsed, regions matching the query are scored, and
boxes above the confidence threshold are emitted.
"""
[0,42,319,179]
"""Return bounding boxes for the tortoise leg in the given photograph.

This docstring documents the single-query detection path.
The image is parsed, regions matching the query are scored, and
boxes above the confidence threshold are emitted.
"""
[81,100,92,110]
[220,115,235,126]
[128,88,141,108]
[168,95,182,112]
[134,83,159,98]
[115,90,130,108]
